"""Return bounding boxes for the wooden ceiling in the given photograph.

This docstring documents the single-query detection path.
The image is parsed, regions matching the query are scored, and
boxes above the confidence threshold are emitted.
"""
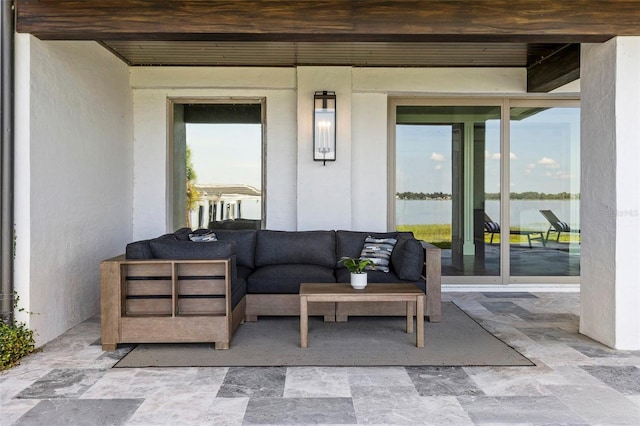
[15,0,640,92]
[101,41,564,68]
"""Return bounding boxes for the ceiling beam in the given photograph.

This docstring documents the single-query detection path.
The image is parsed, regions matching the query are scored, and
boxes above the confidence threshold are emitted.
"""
[527,44,581,92]
[15,0,640,42]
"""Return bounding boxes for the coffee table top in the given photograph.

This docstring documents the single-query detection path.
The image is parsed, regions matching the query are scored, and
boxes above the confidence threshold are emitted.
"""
[300,283,423,296]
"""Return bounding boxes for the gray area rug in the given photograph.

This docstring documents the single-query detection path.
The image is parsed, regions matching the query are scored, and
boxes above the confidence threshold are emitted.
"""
[114,302,533,367]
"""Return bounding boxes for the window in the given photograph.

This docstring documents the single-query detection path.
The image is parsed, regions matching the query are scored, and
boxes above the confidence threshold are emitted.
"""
[171,100,264,230]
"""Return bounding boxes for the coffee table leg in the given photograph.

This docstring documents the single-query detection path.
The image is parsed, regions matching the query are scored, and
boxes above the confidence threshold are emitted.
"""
[300,295,308,348]
[406,301,413,333]
[416,295,424,348]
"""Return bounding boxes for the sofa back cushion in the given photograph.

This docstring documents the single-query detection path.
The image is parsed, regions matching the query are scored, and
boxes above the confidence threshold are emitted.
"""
[126,240,153,259]
[173,227,193,241]
[255,230,336,268]
[126,233,177,259]
[149,239,236,260]
[209,229,257,268]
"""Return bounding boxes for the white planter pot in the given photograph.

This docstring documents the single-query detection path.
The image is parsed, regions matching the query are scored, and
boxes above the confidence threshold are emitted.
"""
[350,272,367,289]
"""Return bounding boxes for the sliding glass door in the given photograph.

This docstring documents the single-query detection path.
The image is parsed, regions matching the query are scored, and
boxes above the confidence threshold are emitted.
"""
[392,99,580,284]
[394,104,501,277]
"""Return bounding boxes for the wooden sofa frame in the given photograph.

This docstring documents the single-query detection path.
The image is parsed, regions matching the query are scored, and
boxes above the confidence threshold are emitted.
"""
[100,255,245,351]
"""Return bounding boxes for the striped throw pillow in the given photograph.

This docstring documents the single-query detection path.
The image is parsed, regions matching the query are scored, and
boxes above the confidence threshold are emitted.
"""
[360,236,397,273]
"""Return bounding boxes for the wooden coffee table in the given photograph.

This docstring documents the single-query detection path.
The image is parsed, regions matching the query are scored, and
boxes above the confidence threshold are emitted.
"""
[299,283,425,348]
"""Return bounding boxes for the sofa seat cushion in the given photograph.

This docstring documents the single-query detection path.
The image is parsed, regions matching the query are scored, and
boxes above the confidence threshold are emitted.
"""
[335,267,421,288]
[255,230,336,268]
[236,265,254,282]
[247,264,336,294]
[210,229,257,268]
[231,278,247,309]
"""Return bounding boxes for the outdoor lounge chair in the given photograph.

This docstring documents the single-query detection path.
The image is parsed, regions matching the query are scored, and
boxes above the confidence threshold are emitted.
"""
[539,209,580,243]
[484,213,545,248]
[483,213,501,244]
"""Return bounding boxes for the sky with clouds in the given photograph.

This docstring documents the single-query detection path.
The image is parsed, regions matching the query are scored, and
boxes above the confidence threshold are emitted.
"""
[396,107,580,195]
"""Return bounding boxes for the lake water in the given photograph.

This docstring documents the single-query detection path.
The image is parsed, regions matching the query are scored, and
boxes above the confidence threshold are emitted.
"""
[396,199,579,230]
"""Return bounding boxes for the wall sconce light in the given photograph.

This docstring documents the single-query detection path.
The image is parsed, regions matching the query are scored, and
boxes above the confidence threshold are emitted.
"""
[313,90,336,165]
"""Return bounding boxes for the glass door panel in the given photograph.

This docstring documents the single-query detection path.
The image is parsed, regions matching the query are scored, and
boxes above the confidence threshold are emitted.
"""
[395,105,501,276]
[509,106,580,276]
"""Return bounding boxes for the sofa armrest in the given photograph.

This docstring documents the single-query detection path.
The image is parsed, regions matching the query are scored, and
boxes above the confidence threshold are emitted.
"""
[100,256,237,351]
[420,240,442,322]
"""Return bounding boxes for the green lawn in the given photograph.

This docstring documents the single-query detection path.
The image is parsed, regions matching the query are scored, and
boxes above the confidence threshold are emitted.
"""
[397,224,580,249]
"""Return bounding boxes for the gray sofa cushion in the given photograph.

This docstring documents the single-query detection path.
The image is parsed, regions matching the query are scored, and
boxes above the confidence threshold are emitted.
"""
[255,230,336,268]
[173,227,193,241]
[335,268,425,292]
[125,240,153,259]
[231,278,247,309]
[126,233,177,259]
[391,238,424,281]
[236,265,254,282]
[335,267,406,284]
[247,264,336,294]
[149,239,236,259]
[210,229,257,268]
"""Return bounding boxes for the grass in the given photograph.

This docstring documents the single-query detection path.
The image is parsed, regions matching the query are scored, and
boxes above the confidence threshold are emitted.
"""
[397,224,580,248]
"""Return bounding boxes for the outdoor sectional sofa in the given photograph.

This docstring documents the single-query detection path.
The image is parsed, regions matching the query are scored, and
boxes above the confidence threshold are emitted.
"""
[100,228,441,351]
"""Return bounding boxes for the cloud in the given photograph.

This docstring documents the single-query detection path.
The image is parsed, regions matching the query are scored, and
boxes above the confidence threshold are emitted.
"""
[485,151,517,160]
[524,163,536,175]
[538,157,560,168]
[555,171,573,179]
[431,152,446,162]
[435,165,442,171]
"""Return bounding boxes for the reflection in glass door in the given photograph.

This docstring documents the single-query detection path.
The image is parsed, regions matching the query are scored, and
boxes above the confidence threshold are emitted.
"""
[509,106,580,276]
[172,102,264,231]
[395,105,501,276]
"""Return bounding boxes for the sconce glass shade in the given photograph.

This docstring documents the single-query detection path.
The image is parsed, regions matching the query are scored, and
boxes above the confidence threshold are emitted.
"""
[313,91,336,164]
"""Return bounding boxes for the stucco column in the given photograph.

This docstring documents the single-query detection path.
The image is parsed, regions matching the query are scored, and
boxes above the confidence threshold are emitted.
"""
[581,37,640,349]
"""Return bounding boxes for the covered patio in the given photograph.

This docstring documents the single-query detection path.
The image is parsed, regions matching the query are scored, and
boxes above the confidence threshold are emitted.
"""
[1,0,639,367]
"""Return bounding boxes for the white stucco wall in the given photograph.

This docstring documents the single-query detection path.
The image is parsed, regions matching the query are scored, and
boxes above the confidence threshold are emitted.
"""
[581,37,640,349]
[14,36,133,345]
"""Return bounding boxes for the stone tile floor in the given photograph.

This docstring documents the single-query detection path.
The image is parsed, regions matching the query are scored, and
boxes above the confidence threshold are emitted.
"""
[1,292,639,425]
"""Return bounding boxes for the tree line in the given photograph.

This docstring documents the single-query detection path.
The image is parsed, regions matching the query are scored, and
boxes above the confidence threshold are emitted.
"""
[396,191,579,200]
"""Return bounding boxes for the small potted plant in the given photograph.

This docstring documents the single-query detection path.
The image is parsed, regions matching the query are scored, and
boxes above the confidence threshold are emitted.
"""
[339,257,375,289]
